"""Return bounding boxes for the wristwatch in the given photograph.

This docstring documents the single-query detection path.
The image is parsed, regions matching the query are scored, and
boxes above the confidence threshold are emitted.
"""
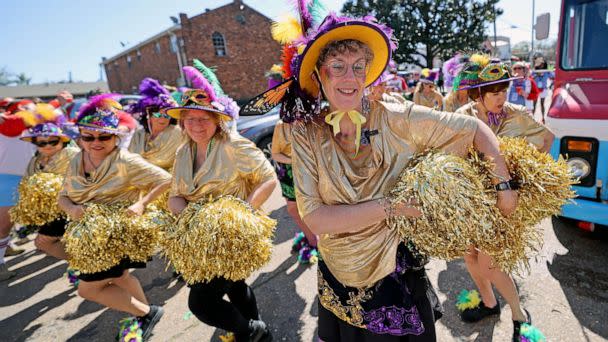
[494,181,513,191]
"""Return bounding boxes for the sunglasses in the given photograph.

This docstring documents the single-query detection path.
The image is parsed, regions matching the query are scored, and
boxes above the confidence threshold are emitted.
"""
[151,112,171,119]
[80,135,114,142]
[34,139,60,147]
[513,67,523,70]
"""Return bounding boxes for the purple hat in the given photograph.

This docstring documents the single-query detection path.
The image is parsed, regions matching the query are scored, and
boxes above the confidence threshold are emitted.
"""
[20,122,70,143]
[76,94,122,135]
[163,65,239,121]
[137,78,177,115]
[453,54,522,91]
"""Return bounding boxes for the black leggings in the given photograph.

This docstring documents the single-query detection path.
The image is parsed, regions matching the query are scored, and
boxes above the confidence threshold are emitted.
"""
[188,278,259,340]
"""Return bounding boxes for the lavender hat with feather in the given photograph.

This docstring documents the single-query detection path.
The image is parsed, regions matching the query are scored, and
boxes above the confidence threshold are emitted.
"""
[163,61,239,121]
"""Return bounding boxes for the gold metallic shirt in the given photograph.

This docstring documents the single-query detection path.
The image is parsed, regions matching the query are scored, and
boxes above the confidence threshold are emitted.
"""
[271,121,292,159]
[413,90,443,110]
[170,133,276,203]
[60,148,171,204]
[127,125,184,170]
[292,95,478,288]
[25,146,79,178]
[443,93,470,113]
[456,102,548,148]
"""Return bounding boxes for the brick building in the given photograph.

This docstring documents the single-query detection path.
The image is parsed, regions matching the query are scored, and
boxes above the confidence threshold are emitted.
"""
[102,0,280,102]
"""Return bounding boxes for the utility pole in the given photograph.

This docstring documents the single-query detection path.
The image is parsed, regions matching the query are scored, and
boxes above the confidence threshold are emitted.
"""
[531,0,536,64]
[493,3,498,57]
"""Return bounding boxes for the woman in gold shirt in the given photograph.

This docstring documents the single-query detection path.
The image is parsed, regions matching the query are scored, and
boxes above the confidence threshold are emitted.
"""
[453,55,553,340]
[443,88,470,112]
[128,78,182,170]
[244,13,517,341]
[57,94,171,341]
[413,78,444,110]
[19,121,78,260]
[271,120,318,263]
[166,66,277,342]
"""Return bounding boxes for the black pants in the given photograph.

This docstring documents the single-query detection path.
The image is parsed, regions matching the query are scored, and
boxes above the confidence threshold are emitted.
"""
[188,278,259,340]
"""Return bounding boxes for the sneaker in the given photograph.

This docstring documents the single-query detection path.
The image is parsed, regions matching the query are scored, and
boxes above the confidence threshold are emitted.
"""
[249,319,272,342]
[298,246,319,265]
[291,232,308,254]
[116,317,142,342]
[5,245,25,257]
[67,268,80,287]
[139,305,164,341]
[456,290,500,323]
[0,263,16,281]
[513,309,546,342]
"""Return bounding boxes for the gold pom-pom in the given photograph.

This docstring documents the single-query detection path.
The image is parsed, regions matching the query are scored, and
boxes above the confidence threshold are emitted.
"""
[64,203,172,274]
[387,150,499,260]
[162,196,276,285]
[471,137,577,272]
[388,137,577,273]
[9,172,65,226]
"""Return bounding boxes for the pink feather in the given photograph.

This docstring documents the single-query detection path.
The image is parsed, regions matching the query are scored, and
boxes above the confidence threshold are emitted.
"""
[77,93,121,122]
[183,66,217,101]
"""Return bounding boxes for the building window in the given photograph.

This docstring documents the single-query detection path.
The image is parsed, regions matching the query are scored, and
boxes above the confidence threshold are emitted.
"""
[127,56,132,69]
[170,35,178,53]
[155,41,161,54]
[212,32,226,56]
[137,50,142,61]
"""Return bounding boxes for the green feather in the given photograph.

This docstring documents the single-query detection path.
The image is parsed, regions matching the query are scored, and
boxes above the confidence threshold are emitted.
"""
[192,59,225,96]
[308,0,328,26]
[520,323,546,342]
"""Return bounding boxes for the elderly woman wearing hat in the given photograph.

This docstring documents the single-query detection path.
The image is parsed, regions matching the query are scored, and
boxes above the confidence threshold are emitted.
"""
[167,66,277,342]
[272,14,518,341]
[413,69,444,110]
[19,119,78,260]
[453,54,553,340]
[57,94,171,341]
[128,78,182,171]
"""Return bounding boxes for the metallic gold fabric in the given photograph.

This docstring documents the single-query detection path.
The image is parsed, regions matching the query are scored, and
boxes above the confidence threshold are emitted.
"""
[443,93,470,113]
[25,146,79,177]
[413,90,443,109]
[170,133,276,202]
[60,148,171,204]
[271,121,292,158]
[127,125,184,170]
[292,94,478,288]
[456,102,548,148]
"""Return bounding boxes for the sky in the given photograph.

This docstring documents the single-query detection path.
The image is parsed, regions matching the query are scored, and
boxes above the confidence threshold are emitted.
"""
[0,0,561,84]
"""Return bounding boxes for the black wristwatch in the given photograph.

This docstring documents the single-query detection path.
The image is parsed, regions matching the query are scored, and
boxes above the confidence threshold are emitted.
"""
[494,181,513,191]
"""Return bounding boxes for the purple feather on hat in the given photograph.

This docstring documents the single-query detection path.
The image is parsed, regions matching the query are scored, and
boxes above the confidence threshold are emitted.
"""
[77,93,121,122]
[137,77,176,112]
[292,0,313,33]
[183,66,217,101]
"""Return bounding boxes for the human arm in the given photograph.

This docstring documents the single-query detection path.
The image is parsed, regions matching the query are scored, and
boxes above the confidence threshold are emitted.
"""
[168,196,188,216]
[126,179,171,216]
[246,178,278,210]
[58,195,85,220]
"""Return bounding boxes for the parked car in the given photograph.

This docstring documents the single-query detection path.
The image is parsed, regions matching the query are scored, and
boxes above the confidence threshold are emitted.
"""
[236,107,280,160]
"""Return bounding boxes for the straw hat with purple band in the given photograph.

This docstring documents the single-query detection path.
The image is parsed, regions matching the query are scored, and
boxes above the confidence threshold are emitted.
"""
[297,14,397,98]
[76,94,123,135]
[20,122,70,143]
[453,54,522,91]
[163,64,239,121]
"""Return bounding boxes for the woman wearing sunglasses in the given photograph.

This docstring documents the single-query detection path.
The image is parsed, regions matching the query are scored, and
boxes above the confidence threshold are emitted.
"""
[18,120,78,260]
[453,54,553,341]
[507,62,531,108]
[166,66,277,342]
[413,73,444,110]
[128,78,183,171]
[57,94,171,341]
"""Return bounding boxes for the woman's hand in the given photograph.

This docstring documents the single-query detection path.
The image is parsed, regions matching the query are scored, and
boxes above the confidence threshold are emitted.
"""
[126,201,145,216]
[168,196,188,216]
[393,199,423,218]
[496,190,518,216]
[68,205,85,220]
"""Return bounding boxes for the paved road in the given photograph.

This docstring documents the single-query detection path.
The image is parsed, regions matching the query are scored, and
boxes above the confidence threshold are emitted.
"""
[2,185,607,341]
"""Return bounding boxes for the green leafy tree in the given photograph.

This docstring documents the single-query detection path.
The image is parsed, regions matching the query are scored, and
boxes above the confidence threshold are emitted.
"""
[0,67,13,86]
[14,72,32,86]
[342,0,502,67]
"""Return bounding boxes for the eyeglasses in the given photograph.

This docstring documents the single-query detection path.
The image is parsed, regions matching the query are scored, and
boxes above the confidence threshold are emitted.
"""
[323,60,369,78]
[34,139,60,147]
[151,112,171,119]
[80,135,114,142]
[513,67,523,70]
[183,117,214,125]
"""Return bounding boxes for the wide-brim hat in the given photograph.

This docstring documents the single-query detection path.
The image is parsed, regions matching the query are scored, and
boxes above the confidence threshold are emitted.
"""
[20,122,70,143]
[76,108,123,135]
[298,19,392,97]
[163,105,233,121]
[454,54,522,91]
[162,87,237,122]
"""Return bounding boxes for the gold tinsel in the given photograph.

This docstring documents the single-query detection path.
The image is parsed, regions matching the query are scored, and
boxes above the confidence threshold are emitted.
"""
[9,172,65,226]
[162,196,276,285]
[64,203,172,274]
[387,137,576,273]
[387,150,499,261]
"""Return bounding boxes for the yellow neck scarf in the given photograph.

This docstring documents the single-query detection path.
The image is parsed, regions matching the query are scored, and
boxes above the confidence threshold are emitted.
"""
[325,110,367,156]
